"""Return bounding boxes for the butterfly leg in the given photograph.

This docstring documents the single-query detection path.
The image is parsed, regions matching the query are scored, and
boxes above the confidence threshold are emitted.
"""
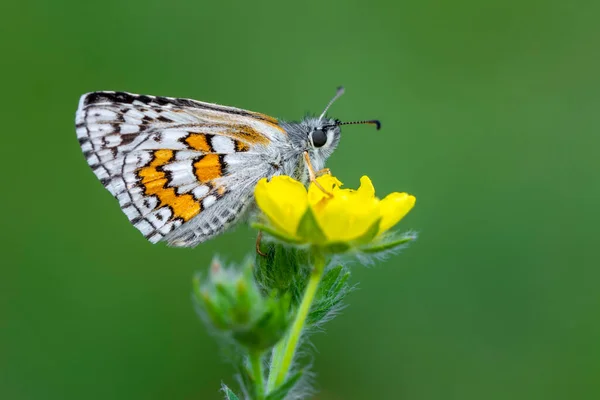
[316,168,331,177]
[256,231,267,256]
[303,152,332,196]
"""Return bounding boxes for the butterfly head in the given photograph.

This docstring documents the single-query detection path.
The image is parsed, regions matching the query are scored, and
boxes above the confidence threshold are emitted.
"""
[308,86,381,153]
[281,87,381,178]
[298,116,381,157]
[301,116,342,151]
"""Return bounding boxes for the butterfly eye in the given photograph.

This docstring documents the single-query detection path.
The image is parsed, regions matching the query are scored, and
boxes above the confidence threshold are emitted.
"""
[311,129,328,148]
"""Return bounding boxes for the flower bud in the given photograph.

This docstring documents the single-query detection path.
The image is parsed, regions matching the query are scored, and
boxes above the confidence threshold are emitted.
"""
[193,258,292,351]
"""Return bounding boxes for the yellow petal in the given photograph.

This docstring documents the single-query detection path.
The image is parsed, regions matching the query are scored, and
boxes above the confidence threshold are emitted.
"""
[316,174,343,191]
[308,175,343,207]
[314,188,380,242]
[254,176,308,236]
[356,176,375,199]
[378,192,416,234]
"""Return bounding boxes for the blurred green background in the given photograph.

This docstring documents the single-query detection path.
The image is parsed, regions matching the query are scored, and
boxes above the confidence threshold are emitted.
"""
[2,0,599,399]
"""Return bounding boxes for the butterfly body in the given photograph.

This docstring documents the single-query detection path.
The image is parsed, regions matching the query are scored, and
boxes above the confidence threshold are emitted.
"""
[75,91,342,247]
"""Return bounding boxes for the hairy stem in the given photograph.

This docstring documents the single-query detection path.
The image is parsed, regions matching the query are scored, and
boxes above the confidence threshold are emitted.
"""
[249,351,265,400]
[267,252,326,391]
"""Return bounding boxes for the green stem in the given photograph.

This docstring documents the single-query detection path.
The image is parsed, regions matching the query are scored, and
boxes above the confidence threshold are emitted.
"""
[267,252,326,391]
[249,351,265,400]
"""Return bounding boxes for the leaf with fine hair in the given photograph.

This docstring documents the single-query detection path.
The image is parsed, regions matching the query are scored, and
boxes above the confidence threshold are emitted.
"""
[360,232,416,254]
[265,370,304,400]
[307,265,351,326]
[221,384,240,400]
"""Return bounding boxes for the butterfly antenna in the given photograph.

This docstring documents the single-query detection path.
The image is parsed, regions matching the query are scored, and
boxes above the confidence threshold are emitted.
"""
[337,119,382,130]
[318,86,345,121]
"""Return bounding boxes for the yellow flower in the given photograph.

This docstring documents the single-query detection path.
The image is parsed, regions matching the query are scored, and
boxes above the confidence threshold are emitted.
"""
[254,174,415,249]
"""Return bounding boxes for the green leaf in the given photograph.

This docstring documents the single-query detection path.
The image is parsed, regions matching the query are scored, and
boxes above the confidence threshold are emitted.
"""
[317,265,349,302]
[265,370,303,400]
[318,265,344,296]
[328,269,350,297]
[360,234,415,254]
[296,208,327,243]
[221,384,240,400]
[308,265,351,325]
[251,222,305,244]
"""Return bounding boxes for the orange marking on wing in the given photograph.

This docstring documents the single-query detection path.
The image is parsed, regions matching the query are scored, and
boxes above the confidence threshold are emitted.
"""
[246,113,287,134]
[185,133,212,152]
[139,168,164,183]
[235,140,250,152]
[138,150,201,222]
[224,125,271,145]
[194,154,222,183]
[151,149,173,164]
[262,120,286,134]
[252,112,279,125]
[247,111,286,134]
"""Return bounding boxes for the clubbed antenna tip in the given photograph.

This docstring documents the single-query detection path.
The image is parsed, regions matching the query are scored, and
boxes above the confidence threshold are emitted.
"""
[337,119,381,130]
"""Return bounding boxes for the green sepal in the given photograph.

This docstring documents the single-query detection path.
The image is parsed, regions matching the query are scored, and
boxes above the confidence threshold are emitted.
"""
[221,384,240,400]
[232,292,292,351]
[360,233,415,254]
[265,370,304,400]
[193,275,228,329]
[296,207,327,243]
[319,241,350,254]
[251,222,305,244]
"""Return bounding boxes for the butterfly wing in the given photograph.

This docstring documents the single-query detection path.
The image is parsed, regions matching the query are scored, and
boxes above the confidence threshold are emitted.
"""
[75,91,286,247]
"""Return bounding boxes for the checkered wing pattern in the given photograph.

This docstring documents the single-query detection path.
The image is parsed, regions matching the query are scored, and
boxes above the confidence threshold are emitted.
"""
[75,91,285,246]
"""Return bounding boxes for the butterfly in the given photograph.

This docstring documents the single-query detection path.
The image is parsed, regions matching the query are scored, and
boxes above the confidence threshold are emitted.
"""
[75,87,380,247]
